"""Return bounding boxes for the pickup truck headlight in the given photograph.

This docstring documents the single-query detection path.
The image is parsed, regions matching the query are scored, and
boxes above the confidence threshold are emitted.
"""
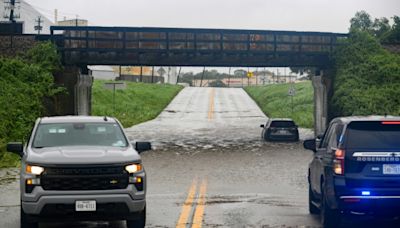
[125,164,142,173]
[26,165,44,175]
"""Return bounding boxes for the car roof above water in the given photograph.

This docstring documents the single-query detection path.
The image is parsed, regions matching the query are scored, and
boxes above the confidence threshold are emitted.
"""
[270,118,294,122]
[39,116,117,124]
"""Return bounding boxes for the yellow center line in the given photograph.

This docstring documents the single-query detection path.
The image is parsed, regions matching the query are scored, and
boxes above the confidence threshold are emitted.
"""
[208,88,215,121]
[176,179,198,228]
[192,179,208,228]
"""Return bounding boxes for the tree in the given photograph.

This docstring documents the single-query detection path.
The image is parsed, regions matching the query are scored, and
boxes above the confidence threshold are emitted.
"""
[234,69,246,77]
[331,30,400,117]
[290,67,316,76]
[208,80,227,87]
[381,15,400,43]
[157,67,166,77]
[179,72,194,85]
[372,17,391,39]
[350,11,373,32]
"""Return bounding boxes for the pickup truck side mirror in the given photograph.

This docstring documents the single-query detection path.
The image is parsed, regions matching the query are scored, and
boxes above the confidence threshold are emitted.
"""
[135,142,152,154]
[260,124,265,128]
[7,142,23,157]
[303,139,317,153]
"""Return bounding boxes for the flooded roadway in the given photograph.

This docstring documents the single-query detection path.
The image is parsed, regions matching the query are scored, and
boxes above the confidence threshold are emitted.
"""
[126,87,318,227]
[1,87,393,227]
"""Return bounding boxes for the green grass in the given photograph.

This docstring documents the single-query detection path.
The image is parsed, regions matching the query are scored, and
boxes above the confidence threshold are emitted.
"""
[92,80,183,127]
[0,152,20,168]
[244,81,314,128]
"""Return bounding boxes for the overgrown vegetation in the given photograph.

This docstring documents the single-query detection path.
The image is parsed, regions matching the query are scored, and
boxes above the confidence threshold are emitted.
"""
[0,42,62,168]
[92,80,182,127]
[245,82,314,128]
[331,12,400,117]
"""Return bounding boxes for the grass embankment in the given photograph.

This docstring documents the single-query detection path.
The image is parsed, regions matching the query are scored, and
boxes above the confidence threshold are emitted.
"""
[92,80,182,127]
[245,81,314,128]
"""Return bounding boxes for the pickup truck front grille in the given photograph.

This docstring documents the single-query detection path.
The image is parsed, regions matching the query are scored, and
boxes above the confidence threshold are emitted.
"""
[41,166,129,191]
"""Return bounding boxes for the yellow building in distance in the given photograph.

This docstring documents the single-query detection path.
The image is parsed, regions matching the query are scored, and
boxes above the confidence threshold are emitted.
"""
[112,66,154,76]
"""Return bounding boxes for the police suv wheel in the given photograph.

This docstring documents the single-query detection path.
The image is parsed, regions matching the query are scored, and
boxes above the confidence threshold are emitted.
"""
[308,184,320,214]
[320,188,340,228]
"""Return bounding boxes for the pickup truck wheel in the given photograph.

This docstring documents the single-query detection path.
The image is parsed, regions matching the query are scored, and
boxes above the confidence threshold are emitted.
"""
[20,206,38,228]
[308,184,320,214]
[126,208,146,228]
[320,188,340,228]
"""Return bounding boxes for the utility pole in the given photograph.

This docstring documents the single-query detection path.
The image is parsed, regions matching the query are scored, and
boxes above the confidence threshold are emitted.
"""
[75,15,79,26]
[176,67,182,85]
[247,67,250,86]
[34,16,43,35]
[200,66,206,87]
[151,66,155,83]
[263,67,266,85]
[256,68,258,86]
[241,71,244,88]
[139,66,143,82]
[228,67,231,88]
[5,0,19,22]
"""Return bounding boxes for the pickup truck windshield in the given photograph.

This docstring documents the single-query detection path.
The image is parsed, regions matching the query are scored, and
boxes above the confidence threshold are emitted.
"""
[32,123,128,148]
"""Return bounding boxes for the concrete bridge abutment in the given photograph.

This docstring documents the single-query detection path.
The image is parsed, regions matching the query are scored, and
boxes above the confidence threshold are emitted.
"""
[312,69,333,137]
[53,66,93,116]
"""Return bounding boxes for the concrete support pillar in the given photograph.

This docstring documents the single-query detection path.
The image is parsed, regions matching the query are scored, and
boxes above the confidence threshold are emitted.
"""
[75,70,93,116]
[51,66,93,116]
[312,73,328,136]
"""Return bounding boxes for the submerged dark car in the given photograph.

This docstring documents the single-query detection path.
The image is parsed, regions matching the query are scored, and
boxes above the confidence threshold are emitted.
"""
[260,118,299,142]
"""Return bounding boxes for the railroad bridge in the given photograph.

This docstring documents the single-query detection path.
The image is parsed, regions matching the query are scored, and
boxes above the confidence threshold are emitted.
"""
[1,26,348,134]
[50,26,346,68]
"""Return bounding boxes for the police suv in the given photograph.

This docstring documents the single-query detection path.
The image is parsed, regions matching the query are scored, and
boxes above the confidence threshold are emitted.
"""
[304,116,400,227]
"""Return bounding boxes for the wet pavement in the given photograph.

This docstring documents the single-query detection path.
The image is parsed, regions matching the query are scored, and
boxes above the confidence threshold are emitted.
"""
[0,87,397,227]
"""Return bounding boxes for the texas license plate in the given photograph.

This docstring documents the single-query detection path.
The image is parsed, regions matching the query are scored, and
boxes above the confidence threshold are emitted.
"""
[383,164,400,175]
[75,200,96,211]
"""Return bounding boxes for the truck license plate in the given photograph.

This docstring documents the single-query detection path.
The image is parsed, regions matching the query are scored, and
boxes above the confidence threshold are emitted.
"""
[383,164,400,175]
[75,200,96,211]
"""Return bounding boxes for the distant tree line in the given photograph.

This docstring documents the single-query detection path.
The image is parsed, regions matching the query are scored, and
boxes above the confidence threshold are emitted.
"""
[178,69,274,86]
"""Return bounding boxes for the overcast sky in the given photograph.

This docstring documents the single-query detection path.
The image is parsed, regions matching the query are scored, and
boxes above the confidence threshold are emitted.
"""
[24,0,399,33]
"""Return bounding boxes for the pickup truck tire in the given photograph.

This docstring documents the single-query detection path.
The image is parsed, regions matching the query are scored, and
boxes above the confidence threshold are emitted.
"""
[308,184,320,214]
[20,206,38,228]
[126,207,146,228]
[320,187,340,228]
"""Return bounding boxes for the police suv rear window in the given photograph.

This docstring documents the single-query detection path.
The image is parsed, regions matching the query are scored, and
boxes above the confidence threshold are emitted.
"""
[345,121,400,149]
